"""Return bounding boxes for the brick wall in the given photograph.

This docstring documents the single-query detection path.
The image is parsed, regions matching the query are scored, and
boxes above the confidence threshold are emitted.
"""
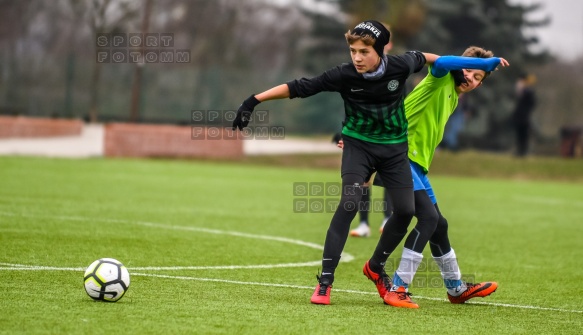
[104,123,243,159]
[0,116,83,138]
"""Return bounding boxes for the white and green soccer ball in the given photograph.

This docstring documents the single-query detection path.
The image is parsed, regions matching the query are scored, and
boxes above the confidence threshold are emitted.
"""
[83,258,130,302]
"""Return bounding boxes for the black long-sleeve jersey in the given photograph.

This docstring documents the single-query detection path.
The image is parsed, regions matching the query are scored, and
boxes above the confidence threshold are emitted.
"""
[287,51,426,144]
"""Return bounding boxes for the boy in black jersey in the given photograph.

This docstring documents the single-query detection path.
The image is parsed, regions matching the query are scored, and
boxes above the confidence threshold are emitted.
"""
[332,132,393,238]
[233,20,437,305]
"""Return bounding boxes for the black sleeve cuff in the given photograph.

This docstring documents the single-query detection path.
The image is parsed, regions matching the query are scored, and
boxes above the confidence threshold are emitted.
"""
[286,81,298,99]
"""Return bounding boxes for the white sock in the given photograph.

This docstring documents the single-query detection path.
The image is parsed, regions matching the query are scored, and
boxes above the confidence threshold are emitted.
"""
[433,249,461,280]
[433,249,465,295]
[449,282,467,296]
[395,248,424,286]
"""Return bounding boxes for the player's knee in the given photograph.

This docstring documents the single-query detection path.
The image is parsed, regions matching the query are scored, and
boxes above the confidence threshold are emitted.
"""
[413,216,438,241]
[392,204,415,221]
[434,215,449,235]
[339,175,365,209]
[418,213,439,232]
[339,187,364,212]
[339,193,362,212]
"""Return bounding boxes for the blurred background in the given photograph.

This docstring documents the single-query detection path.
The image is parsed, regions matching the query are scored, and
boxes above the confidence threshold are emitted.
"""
[1,0,582,156]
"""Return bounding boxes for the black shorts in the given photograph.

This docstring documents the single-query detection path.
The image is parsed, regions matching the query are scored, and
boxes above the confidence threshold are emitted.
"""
[341,135,411,189]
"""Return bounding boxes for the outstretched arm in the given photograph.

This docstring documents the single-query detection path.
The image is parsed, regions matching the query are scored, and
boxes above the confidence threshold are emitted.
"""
[431,56,505,78]
[232,84,291,130]
[422,53,440,65]
[255,84,290,102]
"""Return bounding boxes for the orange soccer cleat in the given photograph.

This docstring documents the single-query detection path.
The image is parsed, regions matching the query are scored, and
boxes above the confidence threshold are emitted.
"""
[383,286,419,309]
[448,281,498,304]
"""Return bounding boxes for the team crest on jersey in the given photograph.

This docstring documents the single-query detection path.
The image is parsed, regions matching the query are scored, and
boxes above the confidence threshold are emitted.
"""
[387,80,399,91]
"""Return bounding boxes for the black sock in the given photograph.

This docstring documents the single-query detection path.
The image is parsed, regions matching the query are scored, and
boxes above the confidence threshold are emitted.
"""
[368,258,385,273]
[321,256,340,283]
[371,226,407,266]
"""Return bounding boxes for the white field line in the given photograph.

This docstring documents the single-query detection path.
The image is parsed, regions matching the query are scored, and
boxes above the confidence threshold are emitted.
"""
[0,263,84,271]
[0,261,322,271]
[2,211,582,314]
[0,211,354,268]
[1,263,582,314]
[133,272,583,314]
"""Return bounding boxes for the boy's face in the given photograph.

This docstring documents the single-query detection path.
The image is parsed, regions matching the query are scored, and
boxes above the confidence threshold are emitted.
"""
[349,40,380,73]
[456,69,485,94]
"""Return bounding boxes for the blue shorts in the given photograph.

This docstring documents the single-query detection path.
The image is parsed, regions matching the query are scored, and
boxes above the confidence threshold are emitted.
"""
[410,161,437,204]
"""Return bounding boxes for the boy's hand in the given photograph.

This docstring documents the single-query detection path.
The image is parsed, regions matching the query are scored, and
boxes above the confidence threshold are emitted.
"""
[337,139,344,149]
[232,95,260,131]
[496,57,510,69]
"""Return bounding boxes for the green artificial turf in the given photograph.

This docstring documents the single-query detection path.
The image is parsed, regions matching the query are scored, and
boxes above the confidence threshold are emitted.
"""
[0,156,582,334]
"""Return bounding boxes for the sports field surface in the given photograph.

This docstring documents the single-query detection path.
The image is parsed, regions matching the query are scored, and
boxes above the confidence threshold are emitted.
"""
[1,156,582,334]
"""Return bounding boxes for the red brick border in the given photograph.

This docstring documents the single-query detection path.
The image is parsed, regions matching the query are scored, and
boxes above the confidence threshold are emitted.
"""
[104,123,243,159]
[0,116,83,138]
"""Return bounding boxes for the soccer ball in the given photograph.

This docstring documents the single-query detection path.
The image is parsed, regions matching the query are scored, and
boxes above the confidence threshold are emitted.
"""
[83,258,130,302]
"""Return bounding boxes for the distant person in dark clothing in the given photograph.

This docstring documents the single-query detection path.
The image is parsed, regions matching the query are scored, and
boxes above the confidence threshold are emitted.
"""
[512,73,537,157]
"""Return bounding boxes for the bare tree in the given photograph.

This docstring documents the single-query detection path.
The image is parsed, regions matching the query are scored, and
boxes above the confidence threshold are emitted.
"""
[129,0,153,123]
[0,1,41,115]
[85,0,140,123]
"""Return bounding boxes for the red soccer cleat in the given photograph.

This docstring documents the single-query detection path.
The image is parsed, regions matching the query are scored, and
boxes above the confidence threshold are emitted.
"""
[311,275,332,305]
[363,260,392,298]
